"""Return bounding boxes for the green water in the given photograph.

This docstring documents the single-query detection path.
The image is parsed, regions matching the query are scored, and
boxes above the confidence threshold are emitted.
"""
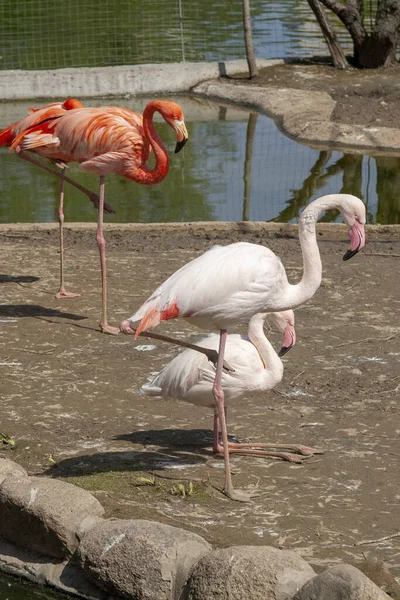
[0,573,69,600]
[0,0,354,70]
[0,95,399,225]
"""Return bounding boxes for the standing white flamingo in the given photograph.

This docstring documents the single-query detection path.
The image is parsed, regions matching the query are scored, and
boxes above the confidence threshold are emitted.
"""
[142,311,321,467]
[121,194,366,500]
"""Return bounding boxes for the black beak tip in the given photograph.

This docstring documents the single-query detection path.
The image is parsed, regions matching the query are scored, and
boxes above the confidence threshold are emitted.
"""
[175,138,188,154]
[343,247,359,261]
[278,345,292,357]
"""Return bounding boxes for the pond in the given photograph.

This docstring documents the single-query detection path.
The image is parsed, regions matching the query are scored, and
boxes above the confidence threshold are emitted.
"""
[0,95,398,226]
[0,572,70,600]
[0,0,354,70]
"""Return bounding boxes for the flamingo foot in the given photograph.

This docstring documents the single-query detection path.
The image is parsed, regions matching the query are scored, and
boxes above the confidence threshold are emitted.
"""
[223,486,254,503]
[120,319,135,335]
[214,442,323,463]
[227,442,324,457]
[55,289,80,299]
[100,323,120,335]
[292,444,324,456]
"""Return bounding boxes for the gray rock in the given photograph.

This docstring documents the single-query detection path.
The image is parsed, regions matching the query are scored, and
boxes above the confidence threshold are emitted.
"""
[354,560,400,598]
[186,545,316,600]
[0,458,28,484]
[78,518,211,600]
[293,564,392,600]
[0,537,108,599]
[0,475,105,558]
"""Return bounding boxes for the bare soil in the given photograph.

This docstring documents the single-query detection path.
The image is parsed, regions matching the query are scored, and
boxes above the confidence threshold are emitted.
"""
[0,224,399,579]
[235,61,400,129]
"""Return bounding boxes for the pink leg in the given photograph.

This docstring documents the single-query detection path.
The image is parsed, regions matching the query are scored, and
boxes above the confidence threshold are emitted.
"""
[214,440,323,462]
[213,330,251,502]
[97,176,119,335]
[212,409,322,463]
[17,150,115,214]
[213,407,223,452]
[214,442,318,463]
[55,168,80,300]
[120,322,234,371]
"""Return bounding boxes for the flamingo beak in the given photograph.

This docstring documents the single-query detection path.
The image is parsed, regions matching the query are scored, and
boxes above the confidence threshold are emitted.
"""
[279,322,296,357]
[343,220,365,261]
[174,120,188,153]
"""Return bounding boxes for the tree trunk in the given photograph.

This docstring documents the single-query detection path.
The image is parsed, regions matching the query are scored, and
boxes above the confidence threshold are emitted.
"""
[242,0,258,78]
[307,0,349,68]
[317,0,400,68]
[356,0,400,67]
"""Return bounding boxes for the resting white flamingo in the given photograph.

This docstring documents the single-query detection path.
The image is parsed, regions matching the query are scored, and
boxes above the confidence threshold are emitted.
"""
[121,194,366,500]
[142,311,321,466]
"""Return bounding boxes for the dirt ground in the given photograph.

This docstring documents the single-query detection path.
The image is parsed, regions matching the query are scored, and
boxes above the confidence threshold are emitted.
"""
[0,223,399,582]
[235,61,400,129]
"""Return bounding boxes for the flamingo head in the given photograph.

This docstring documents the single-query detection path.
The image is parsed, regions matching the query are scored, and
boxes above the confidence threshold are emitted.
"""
[266,310,296,357]
[158,101,188,153]
[341,196,366,261]
[62,98,84,110]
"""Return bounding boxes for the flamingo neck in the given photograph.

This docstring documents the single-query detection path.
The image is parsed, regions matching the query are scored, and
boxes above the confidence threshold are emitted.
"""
[281,194,343,309]
[132,102,169,185]
[247,314,283,385]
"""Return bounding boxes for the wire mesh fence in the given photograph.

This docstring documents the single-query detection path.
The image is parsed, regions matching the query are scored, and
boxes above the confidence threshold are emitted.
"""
[0,0,354,71]
[0,95,397,225]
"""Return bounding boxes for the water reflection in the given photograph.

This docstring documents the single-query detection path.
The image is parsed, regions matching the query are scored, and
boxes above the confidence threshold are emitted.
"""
[0,96,398,225]
[0,0,353,71]
[0,572,69,600]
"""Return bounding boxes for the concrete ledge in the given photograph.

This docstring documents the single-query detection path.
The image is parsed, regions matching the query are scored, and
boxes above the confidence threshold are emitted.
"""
[192,80,400,156]
[0,59,281,100]
[1,222,399,241]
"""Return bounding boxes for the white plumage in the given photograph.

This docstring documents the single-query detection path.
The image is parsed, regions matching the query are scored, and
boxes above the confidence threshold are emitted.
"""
[122,194,366,501]
[125,194,366,337]
[142,311,288,408]
[142,311,320,466]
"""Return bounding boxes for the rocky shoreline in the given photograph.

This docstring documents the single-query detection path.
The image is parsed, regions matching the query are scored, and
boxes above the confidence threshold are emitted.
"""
[0,458,392,599]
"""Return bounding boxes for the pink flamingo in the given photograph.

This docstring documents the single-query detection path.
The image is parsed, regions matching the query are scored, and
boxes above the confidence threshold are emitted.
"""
[0,98,113,298]
[10,101,188,334]
[142,310,322,468]
[121,194,366,501]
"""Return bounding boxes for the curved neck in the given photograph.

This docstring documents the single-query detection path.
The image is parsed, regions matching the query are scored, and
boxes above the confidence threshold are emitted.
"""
[131,102,169,185]
[247,314,283,384]
[281,194,343,309]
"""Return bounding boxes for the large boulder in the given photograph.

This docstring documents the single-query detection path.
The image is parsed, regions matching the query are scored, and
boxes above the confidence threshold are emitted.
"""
[0,475,104,558]
[293,564,391,600]
[0,458,28,484]
[186,545,316,600]
[78,518,211,600]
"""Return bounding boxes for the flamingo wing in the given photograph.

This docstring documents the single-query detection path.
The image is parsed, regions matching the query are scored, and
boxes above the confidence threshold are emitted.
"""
[142,332,265,407]
[130,242,287,335]
[3,99,84,149]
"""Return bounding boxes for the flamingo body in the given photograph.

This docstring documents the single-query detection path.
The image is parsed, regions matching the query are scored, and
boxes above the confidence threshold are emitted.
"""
[122,193,366,501]
[142,311,319,468]
[10,100,189,334]
[142,314,285,408]
[133,242,288,334]
[0,99,84,150]
[127,194,366,338]
[10,101,188,185]
[0,98,100,299]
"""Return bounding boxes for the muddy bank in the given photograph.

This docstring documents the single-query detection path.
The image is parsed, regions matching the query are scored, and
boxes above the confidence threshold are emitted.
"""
[0,224,399,579]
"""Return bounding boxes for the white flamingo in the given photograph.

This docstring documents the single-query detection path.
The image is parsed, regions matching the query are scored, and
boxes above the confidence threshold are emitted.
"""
[121,194,366,500]
[142,311,321,466]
